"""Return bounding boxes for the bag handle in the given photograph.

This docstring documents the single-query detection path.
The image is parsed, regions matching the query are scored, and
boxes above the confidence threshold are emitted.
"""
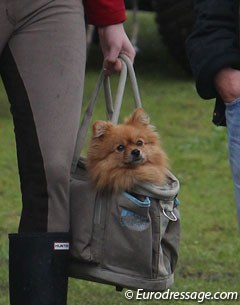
[71,54,142,174]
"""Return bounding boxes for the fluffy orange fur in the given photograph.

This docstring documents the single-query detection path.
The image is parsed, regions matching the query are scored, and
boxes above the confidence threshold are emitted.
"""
[87,108,168,193]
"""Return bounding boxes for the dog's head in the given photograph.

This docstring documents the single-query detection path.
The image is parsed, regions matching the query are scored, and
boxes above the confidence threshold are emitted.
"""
[87,108,168,191]
[88,108,163,168]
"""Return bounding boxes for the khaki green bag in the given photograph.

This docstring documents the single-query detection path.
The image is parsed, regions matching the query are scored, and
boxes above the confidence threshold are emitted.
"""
[69,55,180,291]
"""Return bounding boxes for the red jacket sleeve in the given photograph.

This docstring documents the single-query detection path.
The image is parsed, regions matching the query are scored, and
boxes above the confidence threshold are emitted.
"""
[83,0,126,26]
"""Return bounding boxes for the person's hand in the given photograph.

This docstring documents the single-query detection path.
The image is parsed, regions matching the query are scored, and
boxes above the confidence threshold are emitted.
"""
[214,67,240,103]
[98,23,135,76]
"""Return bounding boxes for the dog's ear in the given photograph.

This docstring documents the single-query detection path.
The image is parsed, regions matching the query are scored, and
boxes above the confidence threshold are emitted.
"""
[92,121,112,138]
[125,108,150,126]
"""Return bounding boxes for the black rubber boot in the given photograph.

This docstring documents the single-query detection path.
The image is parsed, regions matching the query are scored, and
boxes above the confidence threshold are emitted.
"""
[9,233,69,305]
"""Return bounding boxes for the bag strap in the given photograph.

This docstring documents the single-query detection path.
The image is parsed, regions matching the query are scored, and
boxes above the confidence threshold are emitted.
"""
[71,54,142,174]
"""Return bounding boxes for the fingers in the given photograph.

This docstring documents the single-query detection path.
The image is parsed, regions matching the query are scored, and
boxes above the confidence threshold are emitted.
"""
[103,45,135,76]
[121,45,136,63]
[103,58,122,76]
[214,68,240,103]
[103,44,122,75]
[98,23,136,76]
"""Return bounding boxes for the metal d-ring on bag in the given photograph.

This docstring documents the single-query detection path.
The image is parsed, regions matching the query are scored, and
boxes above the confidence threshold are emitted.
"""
[69,54,181,292]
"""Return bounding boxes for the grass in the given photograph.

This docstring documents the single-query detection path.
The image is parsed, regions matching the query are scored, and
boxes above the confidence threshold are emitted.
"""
[0,12,240,305]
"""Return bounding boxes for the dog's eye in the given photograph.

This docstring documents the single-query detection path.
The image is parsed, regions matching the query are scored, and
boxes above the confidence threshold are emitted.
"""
[116,144,125,152]
[136,140,144,146]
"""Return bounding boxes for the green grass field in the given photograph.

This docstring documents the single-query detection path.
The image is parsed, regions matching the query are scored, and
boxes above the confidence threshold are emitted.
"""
[0,12,240,305]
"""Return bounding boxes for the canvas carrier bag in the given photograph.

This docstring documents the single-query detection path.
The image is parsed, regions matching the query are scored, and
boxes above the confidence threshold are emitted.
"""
[69,55,180,291]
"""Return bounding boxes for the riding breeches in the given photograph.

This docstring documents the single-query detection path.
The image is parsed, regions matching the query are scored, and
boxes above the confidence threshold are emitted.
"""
[0,0,86,232]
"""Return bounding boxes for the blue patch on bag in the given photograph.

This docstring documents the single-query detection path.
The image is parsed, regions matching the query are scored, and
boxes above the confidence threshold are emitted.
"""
[120,208,150,231]
[123,192,151,207]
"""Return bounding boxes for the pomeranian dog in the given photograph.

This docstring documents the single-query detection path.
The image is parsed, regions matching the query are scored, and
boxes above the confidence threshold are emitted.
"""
[87,108,168,193]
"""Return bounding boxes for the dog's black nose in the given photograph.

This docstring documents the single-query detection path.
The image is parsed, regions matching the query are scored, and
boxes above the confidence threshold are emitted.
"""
[131,149,140,157]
